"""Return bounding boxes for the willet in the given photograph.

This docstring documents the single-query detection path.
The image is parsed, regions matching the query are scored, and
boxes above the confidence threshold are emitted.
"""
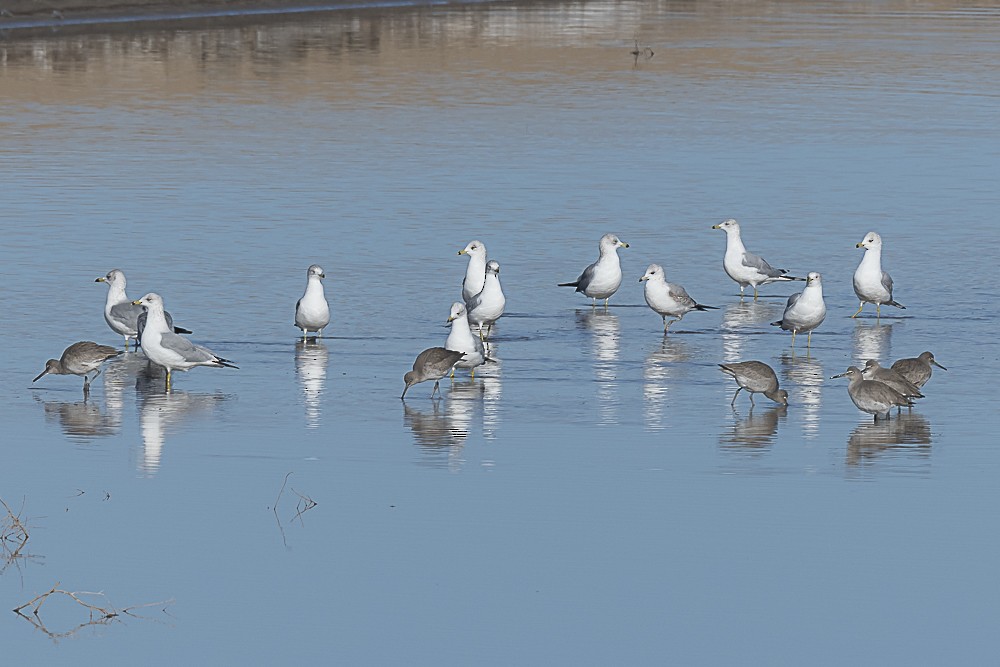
[861,359,923,401]
[771,272,826,347]
[458,240,488,303]
[33,341,122,392]
[294,264,331,340]
[401,347,467,398]
[718,361,788,407]
[558,233,629,307]
[852,231,905,318]
[711,219,803,300]
[832,366,912,421]
[133,293,237,389]
[891,352,946,389]
[640,263,717,332]
[96,269,190,349]
[445,302,486,377]
[466,260,505,340]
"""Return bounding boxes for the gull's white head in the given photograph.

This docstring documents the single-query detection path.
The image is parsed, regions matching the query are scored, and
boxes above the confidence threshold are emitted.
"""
[712,218,740,233]
[132,292,164,310]
[447,302,467,323]
[639,264,664,283]
[856,231,882,250]
[599,233,629,250]
[307,264,326,279]
[458,240,487,258]
[95,268,126,287]
[806,272,822,285]
[485,260,500,275]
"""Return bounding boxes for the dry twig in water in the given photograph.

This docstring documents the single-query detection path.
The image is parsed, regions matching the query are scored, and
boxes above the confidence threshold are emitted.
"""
[1,496,41,575]
[272,473,318,547]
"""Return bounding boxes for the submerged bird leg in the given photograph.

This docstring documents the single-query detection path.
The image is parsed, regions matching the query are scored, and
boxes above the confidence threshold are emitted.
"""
[749,392,756,407]
[165,369,172,391]
[852,302,864,318]
[876,303,882,319]
[807,331,813,348]
[604,298,610,309]
[471,367,476,379]
[731,387,742,406]
[449,368,455,379]
[431,381,440,398]
[753,286,759,301]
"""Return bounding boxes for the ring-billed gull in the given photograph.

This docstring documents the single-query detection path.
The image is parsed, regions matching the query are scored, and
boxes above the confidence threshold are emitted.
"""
[718,361,788,407]
[771,272,826,347]
[402,348,467,398]
[639,263,717,332]
[832,366,912,422]
[558,233,629,307]
[445,302,486,377]
[466,260,505,340]
[294,264,331,340]
[861,359,923,401]
[458,240,488,303]
[711,219,803,300]
[133,293,238,389]
[33,341,122,393]
[96,269,190,349]
[890,352,946,389]
[853,231,905,318]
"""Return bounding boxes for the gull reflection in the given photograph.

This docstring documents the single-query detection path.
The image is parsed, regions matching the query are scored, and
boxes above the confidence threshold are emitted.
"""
[643,335,690,430]
[36,395,119,441]
[720,300,780,362]
[137,387,229,477]
[295,339,329,429]
[576,309,620,426]
[720,405,787,455]
[778,350,823,439]
[100,351,149,424]
[480,352,502,441]
[846,412,932,470]
[852,319,893,366]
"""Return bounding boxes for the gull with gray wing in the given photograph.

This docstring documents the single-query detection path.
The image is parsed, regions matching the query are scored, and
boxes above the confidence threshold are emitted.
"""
[558,233,629,307]
[712,219,803,300]
[96,269,190,349]
[771,272,826,347]
[639,263,717,332]
[466,260,505,340]
[853,231,905,318]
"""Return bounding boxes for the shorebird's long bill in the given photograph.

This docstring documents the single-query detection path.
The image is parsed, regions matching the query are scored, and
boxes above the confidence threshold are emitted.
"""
[933,360,947,370]
[32,369,48,382]
[830,372,848,379]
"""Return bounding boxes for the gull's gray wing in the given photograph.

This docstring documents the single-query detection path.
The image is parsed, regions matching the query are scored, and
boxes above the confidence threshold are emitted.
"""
[881,271,894,295]
[784,292,801,310]
[109,302,142,331]
[160,332,218,363]
[741,251,785,278]
[667,284,697,308]
[574,262,598,292]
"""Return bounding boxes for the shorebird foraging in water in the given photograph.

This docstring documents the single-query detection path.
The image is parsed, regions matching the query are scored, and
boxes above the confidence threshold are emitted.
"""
[559,233,629,307]
[458,240,488,304]
[294,264,330,340]
[401,347,467,399]
[832,366,912,422]
[891,352,946,389]
[718,361,788,407]
[771,272,826,347]
[639,263,717,332]
[33,341,122,393]
[711,219,803,300]
[852,231,905,318]
[466,260,505,340]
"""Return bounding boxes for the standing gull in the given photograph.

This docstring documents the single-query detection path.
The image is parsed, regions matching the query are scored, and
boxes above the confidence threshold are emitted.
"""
[294,264,331,340]
[861,359,923,401]
[832,366,912,422]
[639,263,717,332]
[558,233,629,307]
[445,302,486,378]
[853,231,905,318]
[711,219,803,300]
[466,260,505,340]
[458,240,488,304]
[33,341,122,393]
[891,352,946,389]
[96,269,189,349]
[771,272,826,347]
[718,361,788,407]
[133,293,237,389]
[401,348,466,398]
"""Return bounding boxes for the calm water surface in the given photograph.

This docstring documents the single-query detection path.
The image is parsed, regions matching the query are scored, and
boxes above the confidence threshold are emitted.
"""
[2,1,999,663]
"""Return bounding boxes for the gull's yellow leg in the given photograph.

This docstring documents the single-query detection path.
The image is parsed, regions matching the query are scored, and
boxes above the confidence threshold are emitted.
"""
[790,330,797,347]
[807,331,813,347]
[852,302,864,318]
[753,286,759,301]
[876,303,881,319]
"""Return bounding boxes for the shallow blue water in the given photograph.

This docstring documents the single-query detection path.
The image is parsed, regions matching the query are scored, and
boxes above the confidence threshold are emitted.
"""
[1,1,999,663]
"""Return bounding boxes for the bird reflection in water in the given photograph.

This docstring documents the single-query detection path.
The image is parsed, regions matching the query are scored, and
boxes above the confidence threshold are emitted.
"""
[481,351,502,441]
[137,383,229,477]
[295,339,328,429]
[720,405,788,456]
[779,350,824,439]
[846,412,932,470]
[36,394,119,441]
[720,300,780,362]
[576,309,620,426]
[852,319,893,366]
[403,378,483,471]
[643,335,690,430]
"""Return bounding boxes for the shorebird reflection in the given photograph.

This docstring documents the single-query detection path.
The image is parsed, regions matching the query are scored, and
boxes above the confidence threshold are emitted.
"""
[295,339,329,429]
[577,309,620,426]
[137,388,229,477]
[720,404,787,455]
[643,335,690,430]
[36,394,119,441]
[846,412,932,470]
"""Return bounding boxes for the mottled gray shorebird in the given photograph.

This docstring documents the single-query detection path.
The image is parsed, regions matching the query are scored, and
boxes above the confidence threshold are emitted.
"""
[96,269,189,349]
[402,347,466,398]
[559,233,629,307]
[891,352,946,389]
[832,366,912,421]
[294,264,331,340]
[853,231,905,318]
[718,361,788,407]
[133,293,237,389]
[639,263,717,332]
[33,341,122,392]
[771,272,826,347]
[712,219,803,300]
[861,359,923,401]
[466,260,505,340]
[458,240,488,304]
